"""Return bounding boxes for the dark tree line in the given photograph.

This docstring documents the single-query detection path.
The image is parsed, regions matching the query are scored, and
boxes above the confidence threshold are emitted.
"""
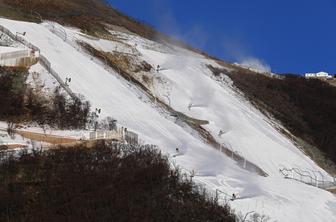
[222,67,336,164]
[0,142,236,222]
[0,66,91,130]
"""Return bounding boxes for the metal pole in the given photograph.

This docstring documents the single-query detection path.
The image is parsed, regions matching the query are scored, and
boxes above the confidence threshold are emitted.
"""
[312,171,318,187]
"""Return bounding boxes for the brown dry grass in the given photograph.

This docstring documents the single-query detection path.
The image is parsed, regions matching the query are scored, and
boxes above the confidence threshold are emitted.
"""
[0,1,39,22]
[141,75,152,85]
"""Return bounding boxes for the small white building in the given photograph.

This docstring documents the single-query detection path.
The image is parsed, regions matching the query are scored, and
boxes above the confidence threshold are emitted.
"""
[305,73,316,78]
[305,71,334,79]
[0,46,36,67]
[316,72,329,78]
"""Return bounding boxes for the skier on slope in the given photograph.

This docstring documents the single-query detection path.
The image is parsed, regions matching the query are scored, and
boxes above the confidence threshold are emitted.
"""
[231,193,236,201]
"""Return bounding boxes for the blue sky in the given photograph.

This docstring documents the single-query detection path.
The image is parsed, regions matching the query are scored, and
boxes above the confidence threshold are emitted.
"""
[109,0,336,75]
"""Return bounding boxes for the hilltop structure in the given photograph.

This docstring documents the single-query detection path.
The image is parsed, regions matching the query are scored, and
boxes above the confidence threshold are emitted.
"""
[305,71,334,79]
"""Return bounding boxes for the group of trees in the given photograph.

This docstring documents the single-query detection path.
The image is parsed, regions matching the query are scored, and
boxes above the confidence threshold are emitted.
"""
[0,67,27,119]
[0,66,91,130]
[223,67,336,164]
[0,141,236,222]
[52,89,91,129]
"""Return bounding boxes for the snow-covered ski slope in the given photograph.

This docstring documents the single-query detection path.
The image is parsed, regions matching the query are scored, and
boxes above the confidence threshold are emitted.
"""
[1,18,335,221]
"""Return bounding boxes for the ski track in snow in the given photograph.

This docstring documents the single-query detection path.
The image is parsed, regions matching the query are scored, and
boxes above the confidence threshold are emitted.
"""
[1,18,336,221]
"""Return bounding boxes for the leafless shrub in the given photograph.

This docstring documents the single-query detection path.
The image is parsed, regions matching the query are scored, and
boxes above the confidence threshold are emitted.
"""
[6,122,15,139]
[0,66,92,130]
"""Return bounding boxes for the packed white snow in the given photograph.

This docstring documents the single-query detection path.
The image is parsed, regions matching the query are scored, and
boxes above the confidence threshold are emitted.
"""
[0,18,335,221]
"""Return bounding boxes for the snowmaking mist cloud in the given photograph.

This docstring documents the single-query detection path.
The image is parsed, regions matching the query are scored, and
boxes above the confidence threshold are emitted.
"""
[239,57,271,73]
[150,0,208,52]
[190,82,215,107]
[149,0,271,73]
[221,34,272,73]
[149,0,209,71]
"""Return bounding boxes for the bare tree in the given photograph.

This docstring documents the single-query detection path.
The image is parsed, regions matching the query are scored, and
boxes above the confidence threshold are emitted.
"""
[6,122,16,139]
